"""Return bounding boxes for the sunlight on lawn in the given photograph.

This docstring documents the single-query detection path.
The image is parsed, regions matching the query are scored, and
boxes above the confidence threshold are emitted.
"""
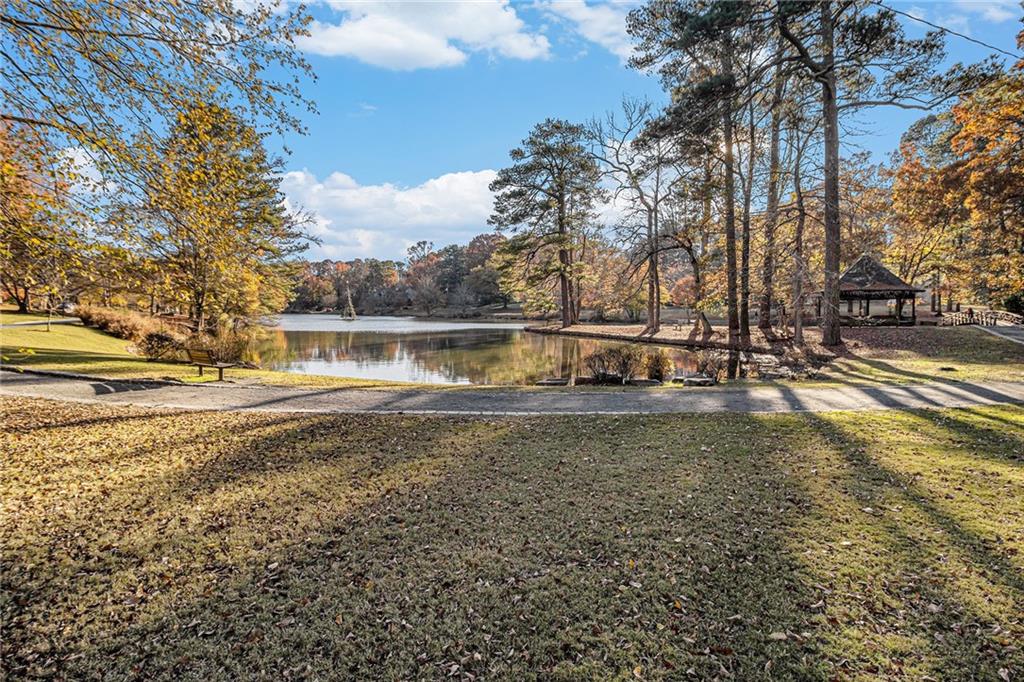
[3,399,1021,679]
[779,408,1023,679]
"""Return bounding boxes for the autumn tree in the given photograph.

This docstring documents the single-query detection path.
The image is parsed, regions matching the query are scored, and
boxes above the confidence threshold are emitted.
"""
[406,241,443,315]
[126,103,311,331]
[948,49,1024,302]
[589,98,683,333]
[489,119,604,328]
[886,144,966,287]
[0,124,82,314]
[775,0,993,345]
[2,0,313,195]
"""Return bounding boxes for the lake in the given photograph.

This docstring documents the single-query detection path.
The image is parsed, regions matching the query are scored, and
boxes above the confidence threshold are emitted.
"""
[255,315,697,385]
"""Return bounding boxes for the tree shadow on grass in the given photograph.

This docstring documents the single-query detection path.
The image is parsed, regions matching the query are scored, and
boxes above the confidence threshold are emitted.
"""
[11,402,1022,680]
[2,407,499,680]
[143,415,831,680]
[904,406,1024,466]
[4,407,832,681]
[791,407,1023,679]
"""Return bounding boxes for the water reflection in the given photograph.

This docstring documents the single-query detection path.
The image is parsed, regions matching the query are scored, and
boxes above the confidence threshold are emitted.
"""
[256,316,696,385]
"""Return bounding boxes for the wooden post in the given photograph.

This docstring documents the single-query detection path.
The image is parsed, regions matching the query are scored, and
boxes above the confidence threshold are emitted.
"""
[912,296,917,325]
[895,297,901,327]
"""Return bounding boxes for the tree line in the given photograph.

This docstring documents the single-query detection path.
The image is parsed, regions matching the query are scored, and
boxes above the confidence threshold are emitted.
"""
[2,0,1020,361]
[289,235,509,316]
[485,1,1020,379]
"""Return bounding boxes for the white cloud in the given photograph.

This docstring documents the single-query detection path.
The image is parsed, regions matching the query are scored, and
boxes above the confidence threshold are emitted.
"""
[281,168,498,260]
[906,5,927,20]
[954,0,1020,22]
[298,1,549,69]
[937,12,974,35]
[542,0,634,62]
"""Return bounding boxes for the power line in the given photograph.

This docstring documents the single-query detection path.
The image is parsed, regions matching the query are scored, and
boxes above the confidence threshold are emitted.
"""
[875,0,1023,61]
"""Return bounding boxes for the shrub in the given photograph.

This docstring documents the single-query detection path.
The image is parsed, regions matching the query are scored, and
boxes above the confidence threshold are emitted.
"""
[695,350,727,383]
[76,305,161,344]
[1005,292,1024,316]
[645,348,675,381]
[611,345,646,382]
[584,345,647,384]
[139,331,184,361]
[583,348,615,383]
[75,304,97,326]
[184,328,256,364]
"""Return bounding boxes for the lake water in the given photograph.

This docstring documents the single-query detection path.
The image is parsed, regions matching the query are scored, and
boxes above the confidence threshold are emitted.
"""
[255,315,696,385]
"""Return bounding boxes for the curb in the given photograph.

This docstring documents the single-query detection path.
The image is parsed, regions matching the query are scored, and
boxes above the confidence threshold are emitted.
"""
[0,365,188,388]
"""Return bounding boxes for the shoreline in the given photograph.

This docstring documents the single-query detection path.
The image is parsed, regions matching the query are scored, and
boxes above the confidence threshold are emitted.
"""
[279,310,534,324]
[524,323,783,355]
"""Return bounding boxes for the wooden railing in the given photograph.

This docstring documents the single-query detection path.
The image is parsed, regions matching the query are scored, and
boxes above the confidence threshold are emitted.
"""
[940,310,1024,327]
[992,310,1024,325]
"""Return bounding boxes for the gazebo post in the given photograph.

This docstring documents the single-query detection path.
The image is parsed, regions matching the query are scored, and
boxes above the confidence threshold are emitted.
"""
[912,296,917,326]
[895,297,901,327]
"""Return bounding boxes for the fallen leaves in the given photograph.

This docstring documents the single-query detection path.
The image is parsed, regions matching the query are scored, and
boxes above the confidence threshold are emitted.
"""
[1,397,1022,680]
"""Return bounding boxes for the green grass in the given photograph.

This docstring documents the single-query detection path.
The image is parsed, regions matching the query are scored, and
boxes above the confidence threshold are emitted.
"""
[0,322,428,389]
[2,398,1021,680]
[0,307,67,325]
[807,326,1024,386]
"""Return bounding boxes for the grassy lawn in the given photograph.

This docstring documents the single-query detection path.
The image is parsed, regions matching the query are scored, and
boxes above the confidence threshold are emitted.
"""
[2,398,1021,680]
[811,327,1024,386]
[0,307,69,326]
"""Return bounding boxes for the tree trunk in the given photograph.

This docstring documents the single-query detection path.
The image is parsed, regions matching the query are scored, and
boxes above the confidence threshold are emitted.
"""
[646,208,661,333]
[193,291,206,333]
[819,0,842,346]
[3,278,30,313]
[739,101,755,346]
[721,35,741,378]
[759,57,785,331]
[793,132,807,347]
[557,196,573,328]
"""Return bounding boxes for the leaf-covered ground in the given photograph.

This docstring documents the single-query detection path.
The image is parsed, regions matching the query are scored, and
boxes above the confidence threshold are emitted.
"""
[2,398,1022,680]
[819,327,1024,385]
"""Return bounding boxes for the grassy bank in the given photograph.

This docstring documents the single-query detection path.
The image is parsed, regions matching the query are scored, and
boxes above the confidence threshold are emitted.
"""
[0,322,423,389]
[4,318,1022,391]
[2,398,1022,679]
[546,324,1024,385]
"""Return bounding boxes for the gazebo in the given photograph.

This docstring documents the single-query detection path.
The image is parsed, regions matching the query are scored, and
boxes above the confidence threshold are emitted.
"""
[836,254,924,326]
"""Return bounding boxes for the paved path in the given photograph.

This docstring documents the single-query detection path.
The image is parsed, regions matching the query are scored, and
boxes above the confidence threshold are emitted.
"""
[2,371,1023,416]
[976,323,1024,347]
[0,317,79,327]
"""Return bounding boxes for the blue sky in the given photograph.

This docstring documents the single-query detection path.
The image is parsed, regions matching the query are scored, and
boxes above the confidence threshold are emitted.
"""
[277,1,1023,261]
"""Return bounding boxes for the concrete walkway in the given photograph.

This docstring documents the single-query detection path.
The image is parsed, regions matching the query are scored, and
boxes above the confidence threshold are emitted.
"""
[976,323,1024,347]
[2,371,1023,416]
[0,317,78,327]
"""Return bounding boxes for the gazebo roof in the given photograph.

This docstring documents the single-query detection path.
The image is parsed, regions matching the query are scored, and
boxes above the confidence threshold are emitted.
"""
[837,254,923,298]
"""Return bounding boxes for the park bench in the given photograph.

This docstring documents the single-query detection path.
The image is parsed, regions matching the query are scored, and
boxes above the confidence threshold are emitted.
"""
[185,348,236,381]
